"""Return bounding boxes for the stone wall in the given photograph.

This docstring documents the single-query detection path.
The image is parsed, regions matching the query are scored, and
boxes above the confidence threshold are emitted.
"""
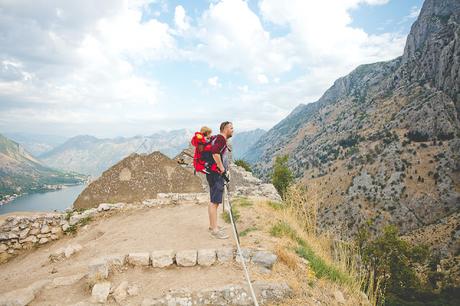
[0,214,66,263]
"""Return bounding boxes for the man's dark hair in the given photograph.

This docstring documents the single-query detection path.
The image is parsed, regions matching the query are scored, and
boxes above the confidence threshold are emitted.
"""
[220,121,232,132]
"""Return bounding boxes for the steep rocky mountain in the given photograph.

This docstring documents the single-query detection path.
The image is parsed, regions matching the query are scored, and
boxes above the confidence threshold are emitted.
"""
[0,134,86,197]
[3,132,67,156]
[230,129,266,160]
[246,0,460,256]
[39,129,194,177]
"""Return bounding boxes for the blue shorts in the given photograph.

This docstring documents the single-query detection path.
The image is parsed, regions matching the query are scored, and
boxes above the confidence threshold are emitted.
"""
[206,171,225,204]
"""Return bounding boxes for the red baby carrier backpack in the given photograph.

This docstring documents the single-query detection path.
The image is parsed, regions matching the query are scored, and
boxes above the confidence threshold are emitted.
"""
[190,132,223,174]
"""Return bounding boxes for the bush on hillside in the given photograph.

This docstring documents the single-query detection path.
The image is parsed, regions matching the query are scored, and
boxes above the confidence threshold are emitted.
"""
[234,159,252,172]
[358,225,430,305]
[271,155,294,199]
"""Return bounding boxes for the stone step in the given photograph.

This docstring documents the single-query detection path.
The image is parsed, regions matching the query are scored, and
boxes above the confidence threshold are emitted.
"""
[87,248,277,281]
[141,281,292,306]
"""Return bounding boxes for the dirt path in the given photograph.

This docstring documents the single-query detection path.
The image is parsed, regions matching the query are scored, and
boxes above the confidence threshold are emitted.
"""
[0,203,235,297]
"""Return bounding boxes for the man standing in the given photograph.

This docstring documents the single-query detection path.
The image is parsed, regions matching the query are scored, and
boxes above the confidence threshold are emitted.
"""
[207,121,233,239]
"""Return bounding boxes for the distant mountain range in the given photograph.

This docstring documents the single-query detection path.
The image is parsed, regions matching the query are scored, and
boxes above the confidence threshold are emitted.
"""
[3,132,68,156]
[245,0,459,258]
[0,134,86,198]
[230,129,266,160]
[38,130,195,176]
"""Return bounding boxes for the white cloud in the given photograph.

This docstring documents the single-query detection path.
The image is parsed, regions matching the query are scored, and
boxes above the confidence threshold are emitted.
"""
[257,74,269,84]
[174,5,190,32]
[0,0,176,135]
[207,76,221,87]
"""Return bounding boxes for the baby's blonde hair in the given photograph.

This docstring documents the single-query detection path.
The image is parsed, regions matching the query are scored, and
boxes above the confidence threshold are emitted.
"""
[200,126,212,137]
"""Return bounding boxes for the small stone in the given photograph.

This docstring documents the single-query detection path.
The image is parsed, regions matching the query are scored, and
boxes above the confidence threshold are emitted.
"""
[127,284,139,296]
[128,252,150,266]
[113,281,128,303]
[51,226,61,234]
[29,228,39,235]
[69,214,82,226]
[64,243,82,258]
[151,250,175,268]
[97,203,112,212]
[49,247,65,262]
[91,282,111,303]
[19,228,30,239]
[62,223,70,232]
[104,254,126,267]
[197,249,216,266]
[40,224,51,234]
[217,248,234,263]
[334,290,346,304]
[38,237,49,244]
[0,244,7,252]
[176,250,197,267]
[235,248,251,264]
[252,250,277,269]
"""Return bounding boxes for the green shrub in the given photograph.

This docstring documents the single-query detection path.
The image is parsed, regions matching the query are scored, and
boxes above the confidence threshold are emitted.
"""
[234,159,252,172]
[271,155,294,199]
[268,201,284,210]
[358,225,430,304]
[240,226,258,237]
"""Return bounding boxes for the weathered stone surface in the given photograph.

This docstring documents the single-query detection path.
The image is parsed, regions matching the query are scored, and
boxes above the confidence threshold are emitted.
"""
[175,250,197,267]
[48,273,86,288]
[334,290,346,304]
[235,248,251,264]
[88,258,109,279]
[69,214,83,226]
[141,281,291,305]
[113,281,129,303]
[128,252,150,266]
[217,247,234,263]
[127,284,139,296]
[40,224,51,234]
[104,254,126,267]
[38,237,49,244]
[150,249,175,268]
[252,250,277,269]
[91,282,111,304]
[197,249,216,266]
[65,243,82,258]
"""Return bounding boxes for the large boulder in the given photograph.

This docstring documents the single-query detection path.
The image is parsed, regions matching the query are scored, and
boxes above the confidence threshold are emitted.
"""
[73,151,204,209]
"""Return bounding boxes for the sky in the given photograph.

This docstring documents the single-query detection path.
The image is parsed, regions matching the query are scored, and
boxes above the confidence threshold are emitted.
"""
[0,0,424,138]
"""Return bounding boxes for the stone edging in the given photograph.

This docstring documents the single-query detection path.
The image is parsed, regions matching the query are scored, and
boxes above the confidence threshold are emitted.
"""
[88,248,278,281]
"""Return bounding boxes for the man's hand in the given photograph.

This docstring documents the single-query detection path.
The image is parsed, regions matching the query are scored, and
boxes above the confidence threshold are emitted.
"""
[221,170,230,183]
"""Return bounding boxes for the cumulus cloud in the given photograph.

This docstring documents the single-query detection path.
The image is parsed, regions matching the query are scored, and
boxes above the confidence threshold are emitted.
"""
[207,76,221,87]
[0,0,176,135]
[0,0,412,136]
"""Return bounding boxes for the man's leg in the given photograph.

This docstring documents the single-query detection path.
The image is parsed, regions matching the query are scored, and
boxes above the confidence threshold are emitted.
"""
[208,202,219,231]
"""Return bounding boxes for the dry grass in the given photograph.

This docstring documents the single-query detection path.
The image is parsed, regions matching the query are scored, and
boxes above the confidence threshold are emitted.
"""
[240,184,381,305]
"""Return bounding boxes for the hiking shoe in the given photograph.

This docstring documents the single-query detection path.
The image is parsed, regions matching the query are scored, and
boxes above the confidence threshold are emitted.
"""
[210,229,229,239]
[208,225,227,232]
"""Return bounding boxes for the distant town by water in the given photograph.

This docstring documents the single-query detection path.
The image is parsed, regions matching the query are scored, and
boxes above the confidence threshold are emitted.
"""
[0,184,85,215]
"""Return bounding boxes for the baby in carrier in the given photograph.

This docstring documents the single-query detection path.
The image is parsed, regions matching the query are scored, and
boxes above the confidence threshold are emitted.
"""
[191,126,216,174]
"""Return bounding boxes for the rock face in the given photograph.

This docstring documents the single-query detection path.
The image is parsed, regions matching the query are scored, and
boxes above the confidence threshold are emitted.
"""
[174,147,281,202]
[73,151,204,209]
[244,0,460,256]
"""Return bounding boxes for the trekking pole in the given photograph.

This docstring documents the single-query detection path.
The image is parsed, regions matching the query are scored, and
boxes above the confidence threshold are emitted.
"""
[224,183,259,306]
[225,183,240,244]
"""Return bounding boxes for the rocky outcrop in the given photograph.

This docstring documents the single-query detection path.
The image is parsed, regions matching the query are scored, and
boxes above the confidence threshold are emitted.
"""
[244,0,460,255]
[73,151,204,209]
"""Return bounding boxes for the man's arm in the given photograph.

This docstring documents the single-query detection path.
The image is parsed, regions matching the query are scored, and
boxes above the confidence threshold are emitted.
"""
[212,153,225,173]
